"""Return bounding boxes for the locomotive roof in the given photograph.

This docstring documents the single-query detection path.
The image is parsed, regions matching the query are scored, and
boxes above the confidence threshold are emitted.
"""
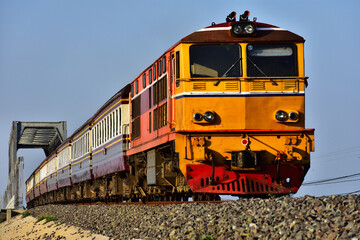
[179,21,304,44]
[130,19,304,91]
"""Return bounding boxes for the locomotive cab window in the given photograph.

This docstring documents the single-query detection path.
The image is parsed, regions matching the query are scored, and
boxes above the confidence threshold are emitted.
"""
[190,44,242,78]
[246,44,298,77]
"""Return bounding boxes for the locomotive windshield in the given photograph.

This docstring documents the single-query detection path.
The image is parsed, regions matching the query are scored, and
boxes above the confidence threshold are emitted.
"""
[246,44,298,77]
[190,44,242,78]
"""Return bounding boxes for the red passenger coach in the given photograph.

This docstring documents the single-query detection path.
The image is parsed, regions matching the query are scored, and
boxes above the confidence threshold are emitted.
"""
[128,53,175,155]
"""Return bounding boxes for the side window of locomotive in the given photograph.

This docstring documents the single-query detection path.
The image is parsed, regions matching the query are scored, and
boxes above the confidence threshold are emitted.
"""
[246,44,298,77]
[135,80,139,94]
[142,73,146,88]
[175,51,180,79]
[162,56,166,73]
[149,69,152,84]
[153,65,156,81]
[190,44,242,78]
[158,60,161,77]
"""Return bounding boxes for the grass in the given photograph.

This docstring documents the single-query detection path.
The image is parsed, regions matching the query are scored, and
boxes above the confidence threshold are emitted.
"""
[197,232,216,240]
[21,210,31,218]
[36,214,57,224]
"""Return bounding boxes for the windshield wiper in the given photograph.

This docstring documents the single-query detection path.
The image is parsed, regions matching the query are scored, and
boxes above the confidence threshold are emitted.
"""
[247,57,278,86]
[214,57,242,86]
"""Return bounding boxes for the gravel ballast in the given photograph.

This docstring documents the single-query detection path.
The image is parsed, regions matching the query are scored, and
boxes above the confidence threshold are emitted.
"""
[29,195,360,239]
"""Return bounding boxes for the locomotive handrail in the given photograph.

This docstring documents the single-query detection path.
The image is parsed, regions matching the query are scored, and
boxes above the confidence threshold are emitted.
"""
[175,129,315,134]
[186,76,309,80]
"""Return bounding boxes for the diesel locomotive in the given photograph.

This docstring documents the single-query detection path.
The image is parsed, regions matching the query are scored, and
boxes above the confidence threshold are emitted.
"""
[26,11,314,206]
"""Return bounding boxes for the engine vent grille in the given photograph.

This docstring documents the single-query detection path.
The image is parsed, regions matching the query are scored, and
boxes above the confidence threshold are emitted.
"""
[283,81,298,90]
[192,82,206,90]
[225,82,239,90]
[251,82,265,91]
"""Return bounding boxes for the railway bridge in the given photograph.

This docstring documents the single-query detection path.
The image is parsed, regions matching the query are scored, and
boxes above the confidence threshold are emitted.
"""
[2,121,67,209]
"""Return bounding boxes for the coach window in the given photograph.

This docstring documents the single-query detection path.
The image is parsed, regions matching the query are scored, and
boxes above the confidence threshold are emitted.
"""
[142,73,146,88]
[162,56,166,73]
[99,123,102,145]
[110,113,113,139]
[103,119,106,143]
[135,80,139,94]
[102,120,105,144]
[114,110,117,136]
[94,126,97,148]
[118,108,125,134]
[149,69,152,84]
[153,65,156,81]
[190,44,242,78]
[92,128,95,149]
[113,112,116,138]
[97,125,100,147]
[131,84,134,97]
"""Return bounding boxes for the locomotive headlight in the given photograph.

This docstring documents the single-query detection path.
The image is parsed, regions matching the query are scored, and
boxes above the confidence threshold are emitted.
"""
[244,24,255,34]
[232,24,243,35]
[289,112,299,121]
[231,22,256,36]
[193,113,203,121]
[275,110,288,121]
[203,111,215,123]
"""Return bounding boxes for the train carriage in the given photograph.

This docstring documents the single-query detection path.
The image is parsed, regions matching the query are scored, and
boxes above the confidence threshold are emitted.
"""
[34,169,40,199]
[39,160,48,196]
[71,122,92,184]
[91,85,130,179]
[46,153,58,192]
[57,140,72,188]
[25,174,35,204]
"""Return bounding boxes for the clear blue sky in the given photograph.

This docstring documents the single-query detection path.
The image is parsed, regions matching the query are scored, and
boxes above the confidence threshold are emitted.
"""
[1,1,360,205]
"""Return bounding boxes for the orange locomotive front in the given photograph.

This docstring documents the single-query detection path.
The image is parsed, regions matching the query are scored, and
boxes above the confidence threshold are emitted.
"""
[128,11,314,199]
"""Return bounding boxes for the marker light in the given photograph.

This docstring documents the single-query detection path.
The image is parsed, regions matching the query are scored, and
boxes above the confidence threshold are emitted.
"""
[193,113,203,121]
[289,112,299,121]
[203,111,215,123]
[275,110,288,121]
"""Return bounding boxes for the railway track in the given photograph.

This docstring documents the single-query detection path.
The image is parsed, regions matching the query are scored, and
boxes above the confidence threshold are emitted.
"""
[75,200,228,206]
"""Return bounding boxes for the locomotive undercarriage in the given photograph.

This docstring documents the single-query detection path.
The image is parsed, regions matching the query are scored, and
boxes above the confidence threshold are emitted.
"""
[125,142,207,202]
